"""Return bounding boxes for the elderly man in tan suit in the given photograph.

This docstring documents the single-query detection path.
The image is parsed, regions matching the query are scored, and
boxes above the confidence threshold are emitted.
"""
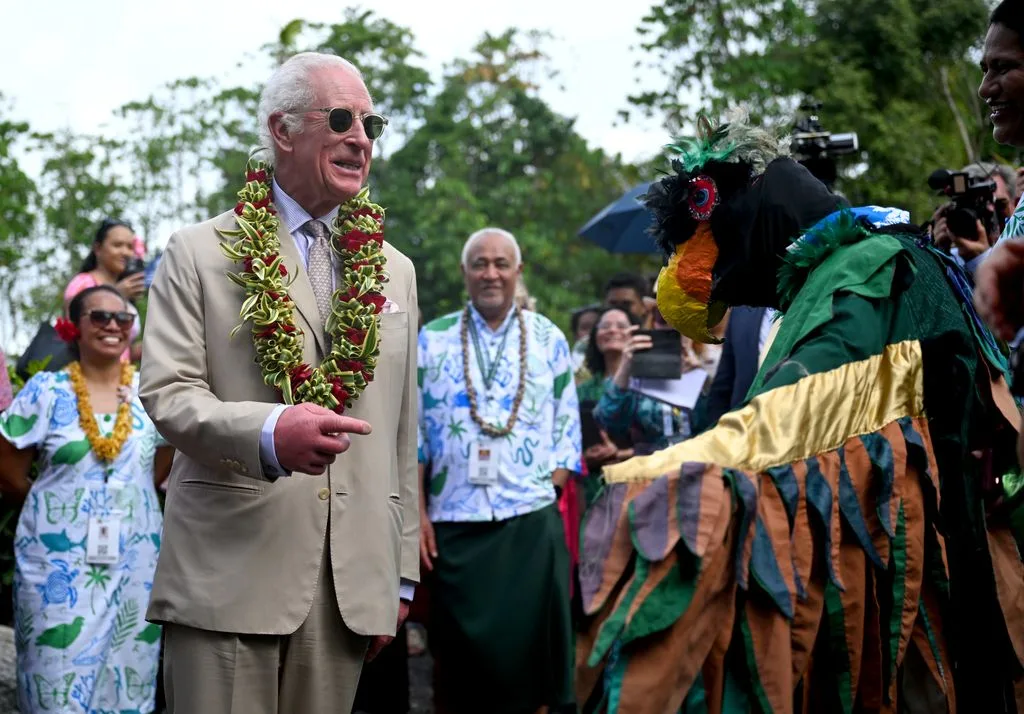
[139,52,419,714]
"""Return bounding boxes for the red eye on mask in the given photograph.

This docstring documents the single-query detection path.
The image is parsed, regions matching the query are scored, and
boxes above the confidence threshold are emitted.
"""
[688,175,719,221]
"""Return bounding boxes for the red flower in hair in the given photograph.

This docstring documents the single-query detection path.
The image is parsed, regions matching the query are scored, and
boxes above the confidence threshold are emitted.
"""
[54,317,80,343]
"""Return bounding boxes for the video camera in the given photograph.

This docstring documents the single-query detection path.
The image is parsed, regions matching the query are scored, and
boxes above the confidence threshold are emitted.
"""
[927,169,999,239]
[791,100,859,188]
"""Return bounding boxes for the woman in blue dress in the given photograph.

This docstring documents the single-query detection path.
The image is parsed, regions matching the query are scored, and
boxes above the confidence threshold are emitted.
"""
[0,285,172,713]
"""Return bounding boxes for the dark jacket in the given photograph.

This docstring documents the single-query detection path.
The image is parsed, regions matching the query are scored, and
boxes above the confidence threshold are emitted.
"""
[704,306,766,427]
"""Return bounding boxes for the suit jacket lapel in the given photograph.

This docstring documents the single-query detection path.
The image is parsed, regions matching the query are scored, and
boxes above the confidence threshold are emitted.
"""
[277,229,327,356]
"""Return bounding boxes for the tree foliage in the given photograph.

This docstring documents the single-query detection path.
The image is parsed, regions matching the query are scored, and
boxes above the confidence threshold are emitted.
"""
[628,0,1018,219]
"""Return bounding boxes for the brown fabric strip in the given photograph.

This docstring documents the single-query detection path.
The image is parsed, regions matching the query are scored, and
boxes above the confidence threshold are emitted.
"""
[842,435,891,565]
[615,489,737,714]
[985,525,1024,667]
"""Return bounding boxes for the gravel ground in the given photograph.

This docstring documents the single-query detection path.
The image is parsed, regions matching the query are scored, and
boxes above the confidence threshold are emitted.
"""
[408,649,434,714]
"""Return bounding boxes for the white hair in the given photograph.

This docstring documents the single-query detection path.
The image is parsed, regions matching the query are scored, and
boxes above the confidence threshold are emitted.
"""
[257,52,365,167]
[461,228,522,268]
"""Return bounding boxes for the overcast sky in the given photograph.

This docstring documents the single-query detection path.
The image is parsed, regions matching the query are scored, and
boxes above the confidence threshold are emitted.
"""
[2,0,675,350]
[5,0,671,167]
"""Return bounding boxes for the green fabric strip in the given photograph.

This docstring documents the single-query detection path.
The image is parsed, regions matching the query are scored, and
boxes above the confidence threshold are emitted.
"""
[824,581,854,714]
[621,558,699,645]
[589,556,649,665]
[887,505,908,689]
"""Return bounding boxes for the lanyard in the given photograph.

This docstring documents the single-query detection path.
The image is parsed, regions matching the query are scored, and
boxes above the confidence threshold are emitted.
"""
[467,312,514,391]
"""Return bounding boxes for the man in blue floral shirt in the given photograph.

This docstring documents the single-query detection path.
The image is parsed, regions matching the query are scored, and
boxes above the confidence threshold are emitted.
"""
[417,227,581,714]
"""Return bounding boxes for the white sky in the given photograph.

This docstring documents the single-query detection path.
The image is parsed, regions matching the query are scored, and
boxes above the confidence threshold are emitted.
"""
[4,0,670,166]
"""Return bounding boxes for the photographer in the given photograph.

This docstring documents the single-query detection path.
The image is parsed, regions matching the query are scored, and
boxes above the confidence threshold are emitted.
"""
[929,162,1013,263]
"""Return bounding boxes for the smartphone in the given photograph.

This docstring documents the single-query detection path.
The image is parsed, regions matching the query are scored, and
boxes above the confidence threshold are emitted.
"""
[630,329,683,379]
[119,257,146,281]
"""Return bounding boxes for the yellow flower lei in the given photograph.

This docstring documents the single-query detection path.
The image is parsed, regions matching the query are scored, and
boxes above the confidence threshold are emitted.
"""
[68,361,135,462]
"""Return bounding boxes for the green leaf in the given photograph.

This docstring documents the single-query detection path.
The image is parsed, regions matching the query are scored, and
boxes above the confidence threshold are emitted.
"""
[553,370,572,400]
[52,439,92,466]
[425,314,459,332]
[110,599,140,651]
[430,466,448,496]
[135,622,162,644]
[2,413,37,439]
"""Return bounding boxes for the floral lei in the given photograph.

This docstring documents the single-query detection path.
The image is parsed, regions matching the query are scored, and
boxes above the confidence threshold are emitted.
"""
[68,361,135,462]
[218,160,388,414]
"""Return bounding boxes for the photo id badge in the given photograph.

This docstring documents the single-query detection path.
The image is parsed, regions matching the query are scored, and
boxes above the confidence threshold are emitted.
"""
[85,513,121,565]
[467,439,501,487]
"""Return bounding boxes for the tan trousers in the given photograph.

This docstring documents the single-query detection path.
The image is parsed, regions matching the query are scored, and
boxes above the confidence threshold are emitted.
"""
[162,542,369,714]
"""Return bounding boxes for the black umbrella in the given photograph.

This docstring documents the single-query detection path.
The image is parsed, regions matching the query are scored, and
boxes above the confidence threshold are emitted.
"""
[579,182,660,254]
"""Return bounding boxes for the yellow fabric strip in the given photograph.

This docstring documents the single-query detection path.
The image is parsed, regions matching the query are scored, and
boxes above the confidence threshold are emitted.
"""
[604,340,925,483]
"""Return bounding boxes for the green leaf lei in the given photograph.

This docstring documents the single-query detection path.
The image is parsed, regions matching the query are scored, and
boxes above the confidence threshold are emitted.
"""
[217,159,388,413]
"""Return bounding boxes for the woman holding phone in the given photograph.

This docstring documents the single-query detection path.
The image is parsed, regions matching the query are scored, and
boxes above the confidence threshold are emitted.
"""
[64,219,145,362]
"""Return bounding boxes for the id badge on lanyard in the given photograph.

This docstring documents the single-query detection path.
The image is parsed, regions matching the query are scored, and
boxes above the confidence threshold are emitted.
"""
[86,480,124,565]
[85,513,121,565]
[468,438,502,487]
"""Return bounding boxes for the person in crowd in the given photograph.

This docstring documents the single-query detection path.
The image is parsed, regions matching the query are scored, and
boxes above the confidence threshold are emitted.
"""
[0,285,171,713]
[603,272,651,327]
[931,161,1016,263]
[514,273,538,311]
[577,113,1023,711]
[139,52,419,714]
[570,304,601,374]
[64,218,145,362]
[578,307,690,476]
[417,227,580,714]
[1016,166,1024,205]
[0,352,11,412]
[964,1,1024,289]
[704,305,774,426]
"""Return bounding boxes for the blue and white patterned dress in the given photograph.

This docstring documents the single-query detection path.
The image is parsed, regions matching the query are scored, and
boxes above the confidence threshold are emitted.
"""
[0,369,163,714]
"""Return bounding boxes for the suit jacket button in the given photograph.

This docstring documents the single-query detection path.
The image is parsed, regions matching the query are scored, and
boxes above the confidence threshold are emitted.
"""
[317,487,330,501]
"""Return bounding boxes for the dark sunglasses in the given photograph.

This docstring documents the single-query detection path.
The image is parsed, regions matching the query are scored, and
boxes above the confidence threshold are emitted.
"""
[306,107,388,140]
[88,310,134,328]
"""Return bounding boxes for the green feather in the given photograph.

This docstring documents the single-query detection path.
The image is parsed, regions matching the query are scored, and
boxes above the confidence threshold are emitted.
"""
[777,210,871,311]
[666,122,736,173]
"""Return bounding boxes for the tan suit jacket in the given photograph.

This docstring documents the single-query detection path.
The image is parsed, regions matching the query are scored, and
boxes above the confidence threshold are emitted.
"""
[140,208,419,637]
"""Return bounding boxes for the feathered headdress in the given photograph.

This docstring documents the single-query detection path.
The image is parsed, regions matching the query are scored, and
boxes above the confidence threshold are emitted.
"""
[642,113,839,341]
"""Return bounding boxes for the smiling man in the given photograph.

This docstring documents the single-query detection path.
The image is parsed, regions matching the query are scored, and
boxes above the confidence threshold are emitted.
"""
[417,228,581,714]
[139,53,419,713]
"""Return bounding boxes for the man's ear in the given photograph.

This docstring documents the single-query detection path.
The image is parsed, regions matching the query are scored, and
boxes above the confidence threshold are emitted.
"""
[268,113,295,157]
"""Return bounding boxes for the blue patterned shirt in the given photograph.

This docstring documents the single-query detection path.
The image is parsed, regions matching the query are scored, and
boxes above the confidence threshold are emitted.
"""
[965,192,1024,276]
[417,305,582,522]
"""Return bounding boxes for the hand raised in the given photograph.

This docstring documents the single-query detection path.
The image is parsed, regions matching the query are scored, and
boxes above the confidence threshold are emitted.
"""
[116,273,146,300]
[975,239,1024,340]
[273,402,372,475]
